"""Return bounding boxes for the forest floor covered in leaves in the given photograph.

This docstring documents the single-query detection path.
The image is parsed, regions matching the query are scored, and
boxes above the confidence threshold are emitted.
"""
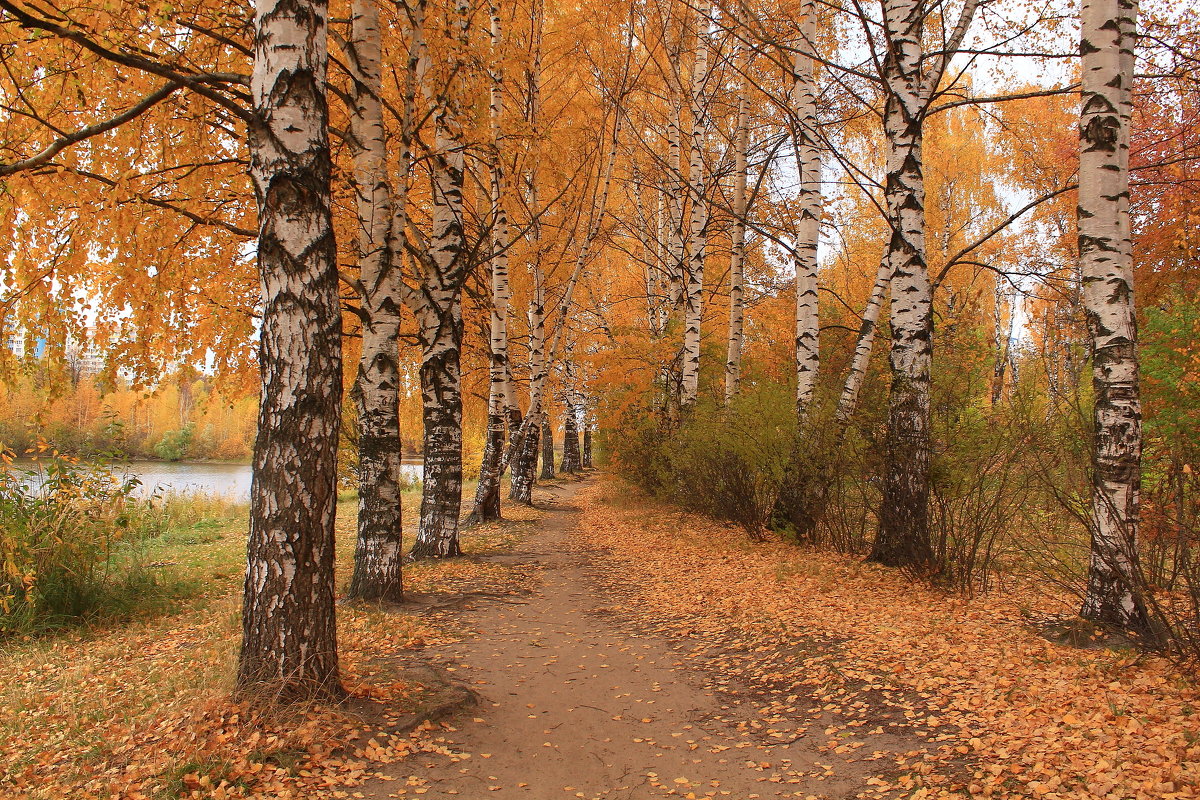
[2,474,1199,800]
[340,476,1200,800]
[0,484,539,800]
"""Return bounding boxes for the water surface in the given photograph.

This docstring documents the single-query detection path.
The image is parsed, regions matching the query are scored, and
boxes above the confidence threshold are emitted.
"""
[9,458,422,500]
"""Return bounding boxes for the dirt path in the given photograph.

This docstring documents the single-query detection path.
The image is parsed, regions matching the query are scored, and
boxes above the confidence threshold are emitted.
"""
[361,477,893,799]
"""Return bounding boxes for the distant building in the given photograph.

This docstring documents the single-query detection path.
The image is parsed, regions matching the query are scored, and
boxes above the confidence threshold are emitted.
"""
[4,332,47,360]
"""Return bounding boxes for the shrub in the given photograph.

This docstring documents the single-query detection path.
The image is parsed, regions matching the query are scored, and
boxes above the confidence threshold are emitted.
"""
[648,386,797,538]
[154,425,194,462]
[0,450,173,634]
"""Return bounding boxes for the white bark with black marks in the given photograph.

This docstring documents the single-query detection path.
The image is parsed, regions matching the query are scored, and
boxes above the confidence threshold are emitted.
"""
[724,35,749,404]
[470,0,514,524]
[1078,0,1148,632]
[872,0,934,568]
[792,6,821,418]
[681,2,712,408]
[409,0,470,560]
[872,0,980,568]
[509,2,545,504]
[835,256,892,425]
[239,0,342,699]
[345,0,404,603]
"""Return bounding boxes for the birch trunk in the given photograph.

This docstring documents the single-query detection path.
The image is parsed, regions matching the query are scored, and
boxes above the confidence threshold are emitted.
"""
[680,2,712,408]
[561,399,582,473]
[1078,0,1148,631]
[990,286,1015,407]
[774,3,825,536]
[723,55,749,404]
[835,255,892,424]
[345,0,403,603]
[409,0,469,560]
[469,0,512,524]
[871,0,935,569]
[666,98,686,308]
[633,174,667,337]
[509,2,544,504]
[239,0,341,698]
[583,422,593,468]
[792,9,821,417]
[540,416,555,479]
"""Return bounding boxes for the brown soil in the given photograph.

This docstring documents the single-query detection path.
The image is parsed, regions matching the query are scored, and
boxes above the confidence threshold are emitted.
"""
[358,477,918,799]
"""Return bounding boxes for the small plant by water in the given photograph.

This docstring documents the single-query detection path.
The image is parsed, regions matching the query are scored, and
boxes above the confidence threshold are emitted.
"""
[0,446,184,635]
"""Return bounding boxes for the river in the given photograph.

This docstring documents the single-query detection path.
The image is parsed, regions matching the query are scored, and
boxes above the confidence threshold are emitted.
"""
[7,458,423,500]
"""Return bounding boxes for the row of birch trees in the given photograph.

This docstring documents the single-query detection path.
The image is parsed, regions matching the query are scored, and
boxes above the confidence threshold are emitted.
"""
[2,0,1191,697]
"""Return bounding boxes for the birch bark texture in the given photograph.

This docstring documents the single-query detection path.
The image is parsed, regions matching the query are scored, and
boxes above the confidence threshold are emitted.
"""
[791,1,821,418]
[870,0,980,568]
[723,43,750,404]
[871,0,935,568]
[509,2,545,504]
[239,0,342,698]
[469,0,514,524]
[680,2,712,408]
[345,0,404,602]
[835,256,892,424]
[1078,0,1148,631]
[409,0,471,559]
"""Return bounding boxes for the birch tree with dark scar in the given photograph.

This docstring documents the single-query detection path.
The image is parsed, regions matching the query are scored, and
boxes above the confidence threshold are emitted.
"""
[870,0,981,569]
[344,0,403,602]
[791,3,820,419]
[723,28,750,404]
[468,0,516,524]
[408,0,471,560]
[1078,0,1149,632]
[509,0,546,504]
[239,0,342,698]
[680,1,712,408]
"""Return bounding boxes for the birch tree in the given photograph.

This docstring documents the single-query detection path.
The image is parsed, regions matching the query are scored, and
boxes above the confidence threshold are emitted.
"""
[509,0,547,503]
[791,4,821,418]
[344,0,404,602]
[407,0,472,560]
[1077,0,1149,631]
[680,1,713,408]
[469,0,517,524]
[723,34,751,404]
[238,0,342,698]
[869,0,981,569]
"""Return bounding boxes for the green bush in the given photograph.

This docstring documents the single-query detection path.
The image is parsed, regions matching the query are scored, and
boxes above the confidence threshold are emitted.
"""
[0,452,174,635]
[153,424,194,461]
[612,385,797,538]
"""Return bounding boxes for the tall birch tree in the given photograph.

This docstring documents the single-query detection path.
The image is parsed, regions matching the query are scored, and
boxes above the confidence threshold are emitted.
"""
[724,31,751,404]
[870,0,981,568]
[469,0,517,524]
[680,1,713,408]
[238,0,342,698]
[509,0,547,503]
[408,0,472,560]
[791,4,821,418]
[1077,0,1149,631]
[344,0,404,602]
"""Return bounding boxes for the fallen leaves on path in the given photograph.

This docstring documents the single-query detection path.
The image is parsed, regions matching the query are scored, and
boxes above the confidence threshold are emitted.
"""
[575,479,1200,800]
